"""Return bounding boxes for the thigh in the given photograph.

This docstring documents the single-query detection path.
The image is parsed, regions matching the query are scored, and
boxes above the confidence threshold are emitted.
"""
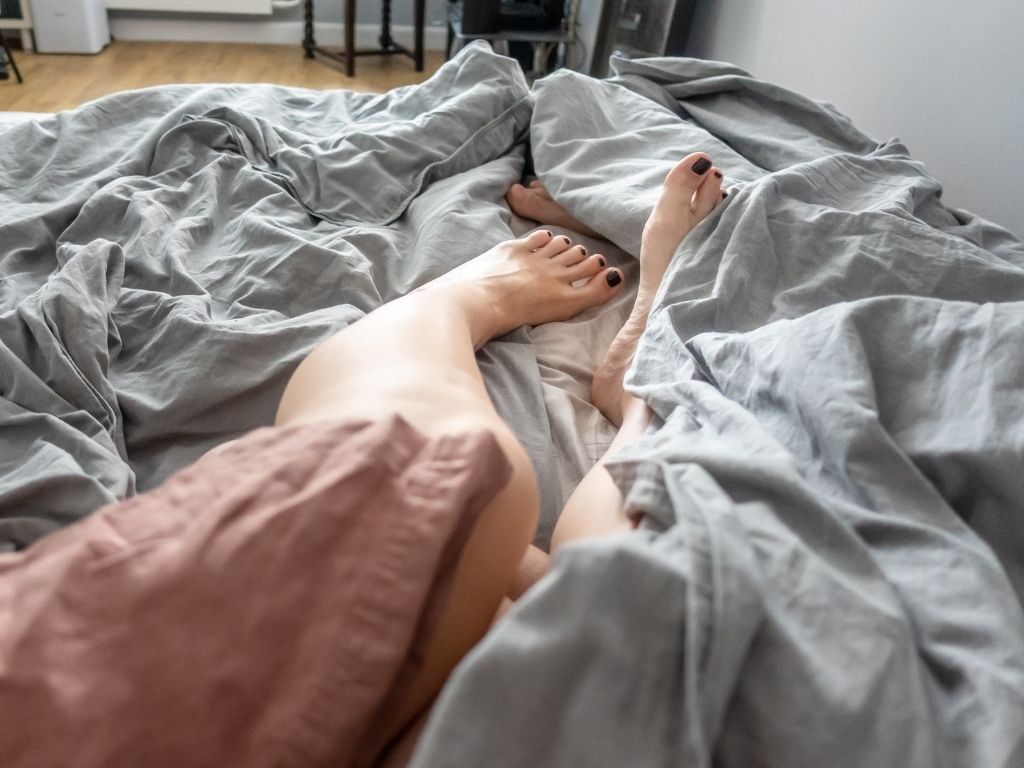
[356,418,540,763]
[276,312,543,761]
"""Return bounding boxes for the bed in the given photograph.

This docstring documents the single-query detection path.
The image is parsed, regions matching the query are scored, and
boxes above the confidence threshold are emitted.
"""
[1,42,1023,766]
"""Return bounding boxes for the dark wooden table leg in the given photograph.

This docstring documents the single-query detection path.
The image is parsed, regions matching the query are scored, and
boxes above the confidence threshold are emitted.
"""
[345,0,356,77]
[1,37,22,83]
[379,0,392,49]
[414,0,425,71]
[302,0,316,58]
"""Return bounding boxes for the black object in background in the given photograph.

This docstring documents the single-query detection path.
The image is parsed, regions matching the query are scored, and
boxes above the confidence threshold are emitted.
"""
[460,0,565,35]
[1,28,23,82]
[0,0,23,20]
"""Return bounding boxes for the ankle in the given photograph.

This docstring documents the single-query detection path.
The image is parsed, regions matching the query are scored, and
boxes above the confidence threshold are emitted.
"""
[408,281,503,349]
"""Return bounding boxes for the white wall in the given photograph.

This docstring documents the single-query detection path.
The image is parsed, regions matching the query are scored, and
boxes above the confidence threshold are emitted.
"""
[687,0,1024,239]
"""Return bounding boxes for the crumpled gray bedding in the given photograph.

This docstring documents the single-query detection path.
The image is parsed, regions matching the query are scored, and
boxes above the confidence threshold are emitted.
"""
[2,43,1023,765]
[0,44,582,548]
[410,57,1024,767]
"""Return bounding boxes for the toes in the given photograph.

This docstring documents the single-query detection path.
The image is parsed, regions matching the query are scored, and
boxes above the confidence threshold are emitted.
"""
[536,233,574,259]
[667,152,715,192]
[522,228,554,249]
[565,253,607,281]
[692,166,724,219]
[652,152,716,219]
[552,243,589,266]
[578,267,625,306]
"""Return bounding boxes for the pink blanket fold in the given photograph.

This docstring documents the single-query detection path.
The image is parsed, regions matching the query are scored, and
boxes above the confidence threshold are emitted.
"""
[0,414,511,768]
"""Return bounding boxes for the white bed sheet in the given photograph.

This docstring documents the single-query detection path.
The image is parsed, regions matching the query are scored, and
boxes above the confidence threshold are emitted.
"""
[0,111,50,133]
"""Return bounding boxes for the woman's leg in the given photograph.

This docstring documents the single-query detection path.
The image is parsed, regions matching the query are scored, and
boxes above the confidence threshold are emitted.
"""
[548,152,727,550]
[275,228,624,758]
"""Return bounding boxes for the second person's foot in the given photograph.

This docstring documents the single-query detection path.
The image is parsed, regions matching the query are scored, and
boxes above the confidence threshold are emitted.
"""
[505,181,603,240]
[592,152,726,425]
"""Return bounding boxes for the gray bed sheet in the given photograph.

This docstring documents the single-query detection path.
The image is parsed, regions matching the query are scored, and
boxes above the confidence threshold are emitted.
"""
[411,56,1024,767]
[2,44,1023,766]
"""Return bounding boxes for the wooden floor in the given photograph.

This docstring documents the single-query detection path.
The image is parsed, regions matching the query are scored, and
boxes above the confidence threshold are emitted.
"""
[0,40,446,112]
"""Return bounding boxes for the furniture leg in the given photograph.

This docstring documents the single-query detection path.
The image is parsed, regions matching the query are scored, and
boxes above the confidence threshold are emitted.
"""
[379,0,392,49]
[414,0,425,71]
[1,35,22,84]
[303,0,422,77]
[302,0,316,58]
[344,0,355,77]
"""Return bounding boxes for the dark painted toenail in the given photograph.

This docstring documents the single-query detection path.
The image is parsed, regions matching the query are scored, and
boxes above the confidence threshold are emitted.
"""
[578,245,587,255]
[722,191,728,198]
[544,230,552,237]
[692,157,712,175]
[713,170,723,179]
[561,236,572,245]
[597,256,606,267]
[606,270,622,287]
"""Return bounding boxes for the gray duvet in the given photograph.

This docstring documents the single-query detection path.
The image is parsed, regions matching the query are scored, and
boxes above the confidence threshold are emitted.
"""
[2,44,1023,765]
[412,56,1024,766]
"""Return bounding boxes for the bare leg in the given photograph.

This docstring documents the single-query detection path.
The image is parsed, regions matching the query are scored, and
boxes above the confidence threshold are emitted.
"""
[552,153,726,550]
[549,397,655,550]
[275,229,624,761]
[592,152,725,427]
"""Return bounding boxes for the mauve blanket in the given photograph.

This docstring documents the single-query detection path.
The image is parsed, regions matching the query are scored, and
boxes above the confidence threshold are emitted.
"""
[0,415,510,768]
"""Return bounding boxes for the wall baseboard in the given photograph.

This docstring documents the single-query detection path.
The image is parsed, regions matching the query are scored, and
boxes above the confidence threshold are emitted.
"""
[108,16,448,49]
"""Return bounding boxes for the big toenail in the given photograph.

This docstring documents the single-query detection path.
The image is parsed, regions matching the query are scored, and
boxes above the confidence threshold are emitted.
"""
[713,170,723,179]
[692,158,712,175]
[597,256,606,267]
[606,270,622,287]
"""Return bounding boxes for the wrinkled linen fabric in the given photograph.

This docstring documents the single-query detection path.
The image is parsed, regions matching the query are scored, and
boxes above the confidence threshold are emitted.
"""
[0,42,583,548]
[409,57,1024,767]
[0,415,511,768]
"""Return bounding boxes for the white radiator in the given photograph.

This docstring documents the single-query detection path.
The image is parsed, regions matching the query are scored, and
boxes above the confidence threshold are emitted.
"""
[105,0,275,14]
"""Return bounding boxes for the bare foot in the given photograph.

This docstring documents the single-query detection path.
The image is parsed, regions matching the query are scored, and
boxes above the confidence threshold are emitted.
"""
[506,181,603,240]
[423,229,625,348]
[592,152,726,426]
